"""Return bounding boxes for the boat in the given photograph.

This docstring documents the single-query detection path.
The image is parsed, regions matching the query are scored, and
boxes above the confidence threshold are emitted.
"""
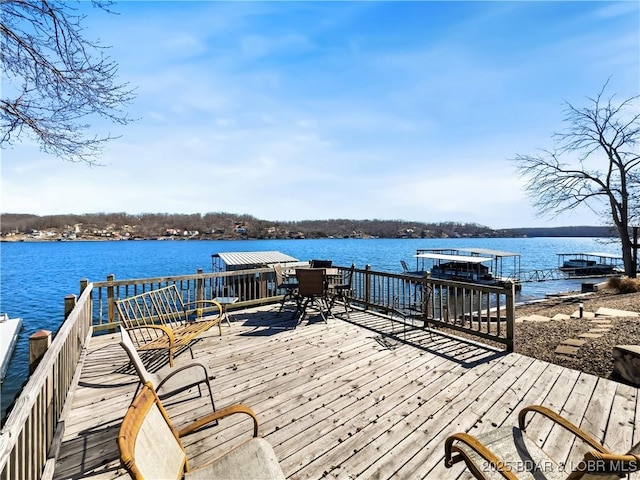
[557,252,623,277]
[414,252,493,282]
[0,313,22,384]
[412,247,522,290]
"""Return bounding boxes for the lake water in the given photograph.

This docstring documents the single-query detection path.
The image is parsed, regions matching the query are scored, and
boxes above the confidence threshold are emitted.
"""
[0,236,621,419]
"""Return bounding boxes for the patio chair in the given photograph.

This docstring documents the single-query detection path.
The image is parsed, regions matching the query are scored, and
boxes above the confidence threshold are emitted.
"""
[295,268,331,324]
[273,263,299,315]
[118,381,285,480]
[328,263,355,318]
[400,260,423,276]
[444,404,640,480]
[119,326,216,414]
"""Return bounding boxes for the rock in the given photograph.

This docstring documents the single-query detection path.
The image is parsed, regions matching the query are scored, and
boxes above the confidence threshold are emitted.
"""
[596,307,638,317]
[555,345,580,356]
[523,315,551,323]
[579,332,603,339]
[613,345,640,386]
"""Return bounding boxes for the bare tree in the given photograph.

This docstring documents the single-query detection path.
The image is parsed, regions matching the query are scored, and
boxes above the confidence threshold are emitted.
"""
[513,81,640,277]
[1,0,135,164]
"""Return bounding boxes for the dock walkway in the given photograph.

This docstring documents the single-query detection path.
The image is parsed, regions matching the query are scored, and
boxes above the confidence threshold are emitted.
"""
[53,305,639,479]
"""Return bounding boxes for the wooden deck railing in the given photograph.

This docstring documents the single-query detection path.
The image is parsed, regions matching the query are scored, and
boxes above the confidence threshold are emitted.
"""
[0,284,93,480]
[88,265,515,350]
[89,267,280,332]
[0,264,514,480]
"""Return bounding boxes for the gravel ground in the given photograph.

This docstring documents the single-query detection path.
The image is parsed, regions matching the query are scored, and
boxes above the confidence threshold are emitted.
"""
[434,288,640,382]
[512,289,640,381]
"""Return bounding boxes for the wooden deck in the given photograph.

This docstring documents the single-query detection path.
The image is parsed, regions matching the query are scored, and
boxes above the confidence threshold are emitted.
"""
[53,304,640,479]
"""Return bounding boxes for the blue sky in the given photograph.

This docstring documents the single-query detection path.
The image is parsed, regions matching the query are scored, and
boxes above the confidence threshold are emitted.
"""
[1,1,639,228]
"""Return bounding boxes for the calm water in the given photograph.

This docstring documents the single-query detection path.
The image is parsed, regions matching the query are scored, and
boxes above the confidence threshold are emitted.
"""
[0,237,620,419]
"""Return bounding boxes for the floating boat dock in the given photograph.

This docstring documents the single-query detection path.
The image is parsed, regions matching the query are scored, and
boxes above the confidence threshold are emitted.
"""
[558,252,624,277]
[0,314,22,383]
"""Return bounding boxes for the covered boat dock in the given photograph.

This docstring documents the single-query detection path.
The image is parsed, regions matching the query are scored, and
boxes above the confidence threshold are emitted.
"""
[414,247,521,288]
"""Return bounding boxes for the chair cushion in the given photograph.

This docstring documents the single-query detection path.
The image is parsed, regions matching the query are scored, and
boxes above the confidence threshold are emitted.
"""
[135,402,186,479]
[456,426,565,480]
[186,437,285,480]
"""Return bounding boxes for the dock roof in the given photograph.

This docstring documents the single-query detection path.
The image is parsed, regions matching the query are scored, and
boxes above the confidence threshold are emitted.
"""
[557,252,623,260]
[455,247,520,258]
[414,252,493,263]
[212,251,299,268]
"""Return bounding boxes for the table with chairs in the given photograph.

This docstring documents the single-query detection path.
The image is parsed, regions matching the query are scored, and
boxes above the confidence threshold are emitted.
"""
[272,261,355,324]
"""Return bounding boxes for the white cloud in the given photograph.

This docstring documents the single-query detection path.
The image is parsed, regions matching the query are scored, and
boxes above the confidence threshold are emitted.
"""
[2,1,638,230]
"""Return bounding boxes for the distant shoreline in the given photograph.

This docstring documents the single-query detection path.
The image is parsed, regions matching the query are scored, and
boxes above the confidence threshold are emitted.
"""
[0,233,618,243]
[1,212,617,242]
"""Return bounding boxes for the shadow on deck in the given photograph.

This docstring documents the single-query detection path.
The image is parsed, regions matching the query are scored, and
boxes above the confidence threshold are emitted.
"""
[53,304,639,480]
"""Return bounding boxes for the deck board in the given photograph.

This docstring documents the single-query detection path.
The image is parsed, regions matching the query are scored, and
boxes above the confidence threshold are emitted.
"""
[52,305,639,480]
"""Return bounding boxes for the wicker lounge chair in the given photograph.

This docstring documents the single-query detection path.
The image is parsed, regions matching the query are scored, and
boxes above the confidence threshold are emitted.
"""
[444,404,640,479]
[119,326,216,414]
[118,381,285,480]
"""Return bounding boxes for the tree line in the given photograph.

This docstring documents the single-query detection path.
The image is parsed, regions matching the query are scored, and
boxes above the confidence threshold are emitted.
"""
[0,212,515,239]
[1,212,622,239]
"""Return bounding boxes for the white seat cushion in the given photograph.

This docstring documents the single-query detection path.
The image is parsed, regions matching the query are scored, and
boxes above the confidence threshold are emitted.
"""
[456,426,565,480]
[185,437,285,480]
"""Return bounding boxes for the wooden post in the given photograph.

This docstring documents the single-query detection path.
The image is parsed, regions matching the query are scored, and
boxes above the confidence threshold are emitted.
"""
[505,282,515,353]
[633,227,638,279]
[107,274,115,324]
[29,330,51,374]
[364,264,371,311]
[64,294,77,319]
[423,274,432,318]
[80,278,89,294]
[196,268,204,303]
[259,270,268,300]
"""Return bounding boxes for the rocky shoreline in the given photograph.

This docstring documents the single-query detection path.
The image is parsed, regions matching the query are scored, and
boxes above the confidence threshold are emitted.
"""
[513,289,640,381]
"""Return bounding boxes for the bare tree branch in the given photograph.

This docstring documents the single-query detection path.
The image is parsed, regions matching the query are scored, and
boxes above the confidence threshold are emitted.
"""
[0,0,136,164]
[512,82,640,276]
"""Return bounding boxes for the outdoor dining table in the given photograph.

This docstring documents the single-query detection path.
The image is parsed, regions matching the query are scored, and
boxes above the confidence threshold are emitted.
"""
[292,268,337,323]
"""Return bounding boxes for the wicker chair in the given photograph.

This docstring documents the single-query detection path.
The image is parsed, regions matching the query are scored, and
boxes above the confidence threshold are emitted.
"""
[119,326,216,414]
[118,382,285,480]
[444,404,640,480]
